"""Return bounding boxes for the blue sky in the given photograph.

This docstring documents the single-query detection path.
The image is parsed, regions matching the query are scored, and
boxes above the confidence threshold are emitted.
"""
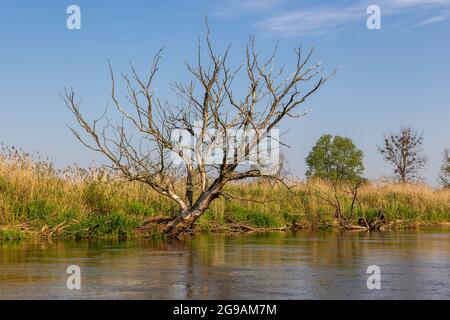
[0,0,449,184]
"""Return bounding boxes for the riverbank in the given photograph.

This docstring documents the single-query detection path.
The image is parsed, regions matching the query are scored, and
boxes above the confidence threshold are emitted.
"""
[2,217,449,242]
[1,147,449,241]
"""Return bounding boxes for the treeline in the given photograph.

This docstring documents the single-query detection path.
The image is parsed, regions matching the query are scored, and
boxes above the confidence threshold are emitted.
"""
[304,126,449,188]
[300,126,449,229]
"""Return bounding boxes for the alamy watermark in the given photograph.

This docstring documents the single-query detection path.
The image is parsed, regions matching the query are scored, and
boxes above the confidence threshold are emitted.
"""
[66,265,81,290]
[366,265,381,290]
[367,5,381,30]
[66,5,81,30]
[170,123,281,175]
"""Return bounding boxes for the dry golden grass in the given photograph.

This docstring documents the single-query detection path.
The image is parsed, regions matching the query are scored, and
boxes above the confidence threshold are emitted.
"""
[0,145,448,240]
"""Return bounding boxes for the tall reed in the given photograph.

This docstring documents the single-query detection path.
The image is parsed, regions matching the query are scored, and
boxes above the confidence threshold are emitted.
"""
[0,145,448,240]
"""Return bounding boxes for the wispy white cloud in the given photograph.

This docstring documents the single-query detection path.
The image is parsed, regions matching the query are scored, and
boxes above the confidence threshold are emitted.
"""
[389,0,450,7]
[212,0,284,18]
[215,0,450,36]
[256,4,364,36]
[416,15,446,26]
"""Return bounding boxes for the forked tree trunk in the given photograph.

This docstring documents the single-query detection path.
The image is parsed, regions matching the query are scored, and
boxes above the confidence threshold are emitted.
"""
[164,184,222,238]
[163,208,205,238]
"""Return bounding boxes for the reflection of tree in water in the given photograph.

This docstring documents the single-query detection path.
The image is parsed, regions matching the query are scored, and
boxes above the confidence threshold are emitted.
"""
[1,231,449,299]
[179,231,450,299]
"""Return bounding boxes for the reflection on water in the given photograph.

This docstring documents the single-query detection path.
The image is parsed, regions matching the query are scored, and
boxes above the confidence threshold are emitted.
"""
[0,230,449,299]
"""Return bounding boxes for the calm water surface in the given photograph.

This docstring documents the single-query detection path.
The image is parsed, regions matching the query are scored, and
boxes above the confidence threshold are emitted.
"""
[0,229,449,299]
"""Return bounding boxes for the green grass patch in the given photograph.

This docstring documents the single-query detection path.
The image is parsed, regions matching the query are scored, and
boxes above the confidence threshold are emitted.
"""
[126,201,156,216]
[0,229,26,241]
[64,211,143,239]
[225,204,280,228]
[83,182,117,215]
[26,199,54,220]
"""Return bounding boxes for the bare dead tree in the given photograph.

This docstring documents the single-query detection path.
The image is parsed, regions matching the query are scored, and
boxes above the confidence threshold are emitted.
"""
[63,23,333,238]
[378,126,427,183]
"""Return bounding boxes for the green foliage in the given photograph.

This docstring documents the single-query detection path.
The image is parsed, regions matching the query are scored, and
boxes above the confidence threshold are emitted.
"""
[44,208,79,228]
[0,229,26,241]
[83,182,116,215]
[226,204,279,228]
[126,201,156,216]
[26,200,54,220]
[64,211,142,239]
[306,134,364,183]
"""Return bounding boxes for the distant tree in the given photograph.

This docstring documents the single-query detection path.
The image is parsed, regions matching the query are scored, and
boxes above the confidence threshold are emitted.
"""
[306,134,364,183]
[378,127,426,183]
[438,149,450,187]
[305,134,365,225]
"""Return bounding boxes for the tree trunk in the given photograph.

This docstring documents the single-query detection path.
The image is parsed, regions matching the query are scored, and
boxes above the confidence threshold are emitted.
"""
[163,183,222,238]
[163,208,205,238]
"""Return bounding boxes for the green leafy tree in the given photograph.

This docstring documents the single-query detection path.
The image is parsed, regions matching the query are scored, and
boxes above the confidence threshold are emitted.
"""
[305,134,365,224]
[306,134,364,183]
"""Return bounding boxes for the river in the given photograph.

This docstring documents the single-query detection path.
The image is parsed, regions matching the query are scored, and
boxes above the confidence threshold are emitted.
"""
[0,229,449,299]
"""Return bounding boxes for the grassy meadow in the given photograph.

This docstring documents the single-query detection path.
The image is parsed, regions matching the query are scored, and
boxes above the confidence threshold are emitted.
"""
[0,146,449,241]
